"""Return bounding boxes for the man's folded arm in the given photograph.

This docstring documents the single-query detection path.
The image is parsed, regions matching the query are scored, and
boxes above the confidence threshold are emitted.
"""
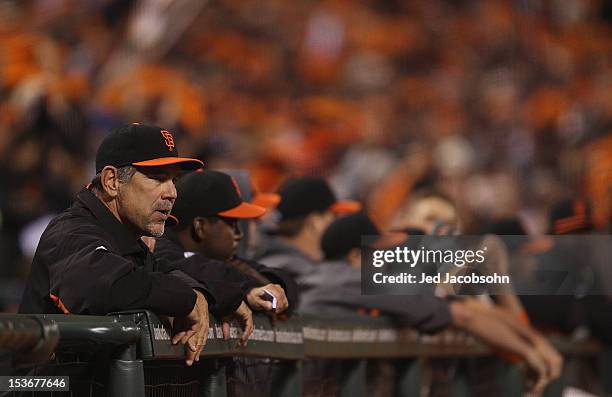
[50,243,197,316]
[110,268,197,316]
[238,257,299,313]
[156,255,252,317]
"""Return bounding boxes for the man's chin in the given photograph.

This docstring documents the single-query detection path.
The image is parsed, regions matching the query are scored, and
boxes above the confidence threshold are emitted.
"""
[145,224,165,238]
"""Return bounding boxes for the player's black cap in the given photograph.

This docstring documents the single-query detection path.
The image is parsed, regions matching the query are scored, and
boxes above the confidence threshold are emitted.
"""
[276,176,361,220]
[169,170,266,226]
[95,122,203,174]
[321,212,407,260]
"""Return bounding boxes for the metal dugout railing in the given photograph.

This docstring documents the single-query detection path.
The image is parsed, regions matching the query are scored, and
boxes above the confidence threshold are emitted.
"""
[0,311,608,397]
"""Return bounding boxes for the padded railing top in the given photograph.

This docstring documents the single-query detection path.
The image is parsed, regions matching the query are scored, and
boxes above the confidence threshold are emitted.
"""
[1,311,602,366]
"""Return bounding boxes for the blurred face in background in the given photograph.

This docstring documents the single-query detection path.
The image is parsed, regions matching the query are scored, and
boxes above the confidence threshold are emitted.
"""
[308,211,336,239]
[197,216,243,261]
[397,196,458,235]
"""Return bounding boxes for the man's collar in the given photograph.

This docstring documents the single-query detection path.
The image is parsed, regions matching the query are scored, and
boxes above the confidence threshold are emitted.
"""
[162,228,185,250]
[77,188,145,255]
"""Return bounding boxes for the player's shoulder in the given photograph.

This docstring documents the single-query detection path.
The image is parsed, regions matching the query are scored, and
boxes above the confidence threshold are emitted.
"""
[40,202,113,247]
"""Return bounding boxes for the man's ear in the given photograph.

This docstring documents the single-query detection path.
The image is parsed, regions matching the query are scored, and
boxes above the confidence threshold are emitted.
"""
[305,212,324,232]
[308,212,332,233]
[100,166,120,198]
[191,217,209,242]
[346,248,362,268]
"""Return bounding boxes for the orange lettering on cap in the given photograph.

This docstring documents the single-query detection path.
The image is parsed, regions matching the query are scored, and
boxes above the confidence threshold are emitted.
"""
[161,130,175,151]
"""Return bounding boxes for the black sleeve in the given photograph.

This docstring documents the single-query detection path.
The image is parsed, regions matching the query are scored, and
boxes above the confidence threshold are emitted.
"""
[49,236,196,317]
[109,268,196,316]
[155,255,253,317]
[238,257,300,314]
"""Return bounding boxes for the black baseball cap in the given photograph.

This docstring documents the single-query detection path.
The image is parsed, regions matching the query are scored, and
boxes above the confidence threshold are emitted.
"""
[321,212,407,260]
[95,123,203,173]
[169,170,266,226]
[276,176,361,220]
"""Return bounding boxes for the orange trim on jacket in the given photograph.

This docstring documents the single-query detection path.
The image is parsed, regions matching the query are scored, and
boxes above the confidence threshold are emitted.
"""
[49,293,71,314]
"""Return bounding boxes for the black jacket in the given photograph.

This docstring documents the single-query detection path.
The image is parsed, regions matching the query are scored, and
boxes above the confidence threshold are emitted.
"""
[156,230,299,314]
[155,231,255,316]
[19,189,207,317]
[232,256,299,314]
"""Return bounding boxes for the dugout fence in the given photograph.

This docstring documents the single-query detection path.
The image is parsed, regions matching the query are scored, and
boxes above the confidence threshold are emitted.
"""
[0,311,609,397]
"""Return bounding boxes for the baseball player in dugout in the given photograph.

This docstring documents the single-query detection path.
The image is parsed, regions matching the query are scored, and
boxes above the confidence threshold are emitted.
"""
[254,176,362,289]
[155,169,297,317]
[19,123,251,366]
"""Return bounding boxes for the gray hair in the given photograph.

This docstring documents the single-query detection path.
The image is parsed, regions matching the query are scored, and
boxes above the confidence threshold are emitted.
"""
[89,165,137,194]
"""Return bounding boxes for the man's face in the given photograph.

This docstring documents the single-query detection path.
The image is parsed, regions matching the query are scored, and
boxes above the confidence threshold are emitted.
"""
[200,217,242,260]
[117,166,181,237]
[407,197,457,235]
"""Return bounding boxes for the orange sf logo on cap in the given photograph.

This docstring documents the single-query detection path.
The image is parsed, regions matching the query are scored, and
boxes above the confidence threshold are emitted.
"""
[160,130,175,151]
[231,177,242,198]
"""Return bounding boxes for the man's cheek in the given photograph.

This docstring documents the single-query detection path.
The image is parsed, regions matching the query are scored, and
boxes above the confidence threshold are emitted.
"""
[226,241,235,256]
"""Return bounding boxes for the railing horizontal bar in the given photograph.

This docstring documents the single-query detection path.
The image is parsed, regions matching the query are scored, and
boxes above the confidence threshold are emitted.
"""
[0,314,60,367]
[0,316,46,353]
[36,314,140,349]
[3,312,603,363]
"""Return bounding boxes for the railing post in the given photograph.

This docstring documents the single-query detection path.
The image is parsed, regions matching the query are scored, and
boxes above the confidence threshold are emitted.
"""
[542,378,564,397]
[450,368,474,397]
[395,359,421,397]
[496,361,523,397]
[339,359,367,397]
[599,348,612,395]
[108,344,145,397]
[272,360,303,397]
[200,359,227,397]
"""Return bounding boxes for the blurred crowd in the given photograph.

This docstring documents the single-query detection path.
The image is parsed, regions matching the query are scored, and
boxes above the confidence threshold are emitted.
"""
[0,0,611,310]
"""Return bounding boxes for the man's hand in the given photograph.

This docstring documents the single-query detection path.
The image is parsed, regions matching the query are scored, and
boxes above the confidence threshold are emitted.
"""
[246,284,289,314]
[462,298,564,383]
[523,349,549,395]
[172,290,209,366]
[222,301,254,347]
[532,335,564,381]
[449,300,553,394]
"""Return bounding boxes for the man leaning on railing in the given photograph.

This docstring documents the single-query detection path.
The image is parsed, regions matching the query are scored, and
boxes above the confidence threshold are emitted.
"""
[156,170,296,318]
[18,123,251,366]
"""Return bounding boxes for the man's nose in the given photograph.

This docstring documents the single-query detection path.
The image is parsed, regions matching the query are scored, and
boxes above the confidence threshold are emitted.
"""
[162,179,178,202]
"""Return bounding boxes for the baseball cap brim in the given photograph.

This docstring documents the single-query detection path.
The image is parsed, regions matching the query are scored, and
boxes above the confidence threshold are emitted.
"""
[329,200,362,215]
[218,202,267,219]
[166,202,266,227]
[370,232,408,249]
[167,214,180,226]
[252,193,281,209]
[133,157,204,170]
[553,218,591,234]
